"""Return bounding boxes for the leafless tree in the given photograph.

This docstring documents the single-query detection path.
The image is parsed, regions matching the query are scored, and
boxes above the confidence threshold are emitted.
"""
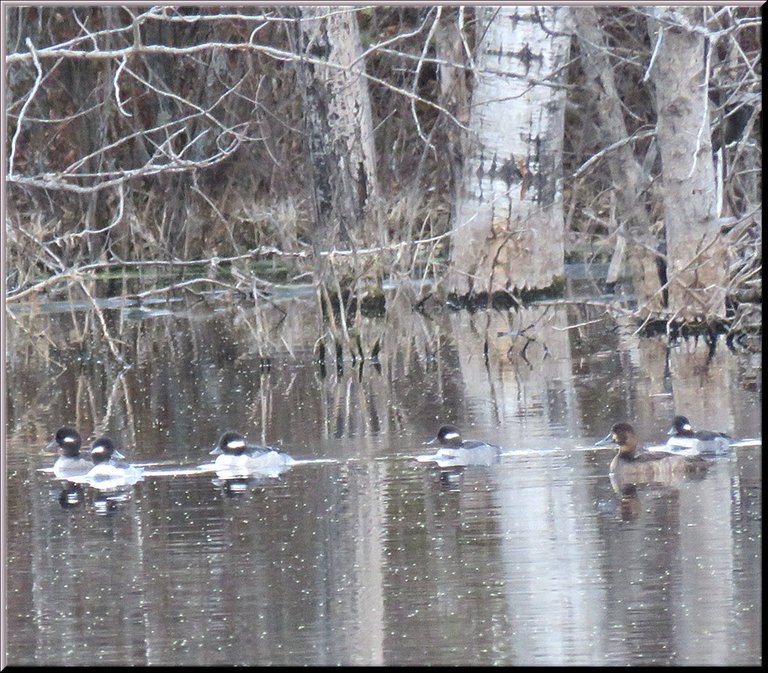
[5,6,761,337]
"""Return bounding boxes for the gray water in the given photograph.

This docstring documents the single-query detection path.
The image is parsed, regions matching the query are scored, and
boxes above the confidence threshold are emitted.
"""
[5,290,762,665]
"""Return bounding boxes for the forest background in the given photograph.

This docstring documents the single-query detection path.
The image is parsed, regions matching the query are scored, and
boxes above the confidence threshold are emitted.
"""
[4,5,762,351]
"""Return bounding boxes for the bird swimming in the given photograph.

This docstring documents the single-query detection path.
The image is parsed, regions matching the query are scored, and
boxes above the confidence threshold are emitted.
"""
[415,424,501,468]
[596,421,712,484]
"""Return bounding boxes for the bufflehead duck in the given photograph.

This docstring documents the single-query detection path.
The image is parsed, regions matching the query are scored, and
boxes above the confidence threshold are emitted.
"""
[80,436,144,490]
[663,415,732,456]
[596,422,711,483]
[210,431,294,478]
[416,424,501,467]
[48,427,92,480]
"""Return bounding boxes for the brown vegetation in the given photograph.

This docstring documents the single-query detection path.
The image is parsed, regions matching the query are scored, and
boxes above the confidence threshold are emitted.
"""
[5,6,761,337]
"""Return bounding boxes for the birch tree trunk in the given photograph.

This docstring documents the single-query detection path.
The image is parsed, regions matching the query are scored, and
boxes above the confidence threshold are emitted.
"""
[649,7,728,321]
[290,6,381,284]
[434,7,470,226]
[574,8,665,315]
[446,6,572,299]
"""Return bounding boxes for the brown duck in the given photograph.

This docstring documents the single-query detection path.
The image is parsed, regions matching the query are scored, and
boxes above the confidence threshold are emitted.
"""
[596,421,712,483]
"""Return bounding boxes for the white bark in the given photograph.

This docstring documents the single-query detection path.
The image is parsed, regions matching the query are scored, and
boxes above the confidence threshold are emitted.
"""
[447,6,572,297]
[434,8,470,223]
[294,6,380,250]
[650,7,728,320]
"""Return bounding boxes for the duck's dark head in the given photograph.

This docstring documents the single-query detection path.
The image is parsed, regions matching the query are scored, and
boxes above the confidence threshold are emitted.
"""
[91,436,118,464]
[212,431,248,456]
[668,415,694,437]
[50,426,82,457]
[432,424,463,448]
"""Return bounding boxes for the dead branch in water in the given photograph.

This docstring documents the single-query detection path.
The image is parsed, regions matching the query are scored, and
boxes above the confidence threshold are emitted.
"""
[6,231,453,304]
[5,6,761,338]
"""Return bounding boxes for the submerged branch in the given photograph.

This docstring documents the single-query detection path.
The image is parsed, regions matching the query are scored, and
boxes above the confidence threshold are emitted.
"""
[6,231,457,303]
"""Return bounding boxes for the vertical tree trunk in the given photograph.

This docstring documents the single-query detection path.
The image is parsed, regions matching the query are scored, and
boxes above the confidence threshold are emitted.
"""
[649,7,728,321]
[574,8,665,315]
[446,6,571,299]
[433,8,470,226]
[290,6,381,267]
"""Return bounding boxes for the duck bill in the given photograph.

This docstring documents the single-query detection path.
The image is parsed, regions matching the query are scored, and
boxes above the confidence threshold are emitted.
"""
[210,445,222,455]
[423,437,439,446]
[594,433,614,447]
[113,449,126,460]
[43,438,59,455]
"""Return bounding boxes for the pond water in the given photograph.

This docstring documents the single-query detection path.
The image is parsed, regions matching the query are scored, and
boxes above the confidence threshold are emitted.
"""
[5,285,762,666]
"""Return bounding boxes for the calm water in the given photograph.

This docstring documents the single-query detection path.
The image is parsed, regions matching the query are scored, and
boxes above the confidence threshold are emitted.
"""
[5,289,762,665]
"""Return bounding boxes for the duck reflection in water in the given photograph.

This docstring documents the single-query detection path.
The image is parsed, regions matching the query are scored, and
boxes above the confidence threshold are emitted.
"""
[213,475,251,496]
[431,466,466,492]
[597,422,712,489]
[92,490,134,515]
[57,481,86,509]
[416,425,501,468]
[614,482,642,521]
[212,474,282,497]
[54,478,133,513]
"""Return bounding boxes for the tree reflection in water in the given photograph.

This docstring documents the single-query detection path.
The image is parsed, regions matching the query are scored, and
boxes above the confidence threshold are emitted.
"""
[5,291,761,666]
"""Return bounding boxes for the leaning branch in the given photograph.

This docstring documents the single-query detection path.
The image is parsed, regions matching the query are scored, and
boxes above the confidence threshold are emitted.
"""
[5,229,460,303]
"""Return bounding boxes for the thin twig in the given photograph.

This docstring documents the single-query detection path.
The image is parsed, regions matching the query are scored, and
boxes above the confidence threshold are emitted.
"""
[8,38,44,179]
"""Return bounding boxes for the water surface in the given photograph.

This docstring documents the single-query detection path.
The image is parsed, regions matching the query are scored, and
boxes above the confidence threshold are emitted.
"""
[5,292,762,665]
